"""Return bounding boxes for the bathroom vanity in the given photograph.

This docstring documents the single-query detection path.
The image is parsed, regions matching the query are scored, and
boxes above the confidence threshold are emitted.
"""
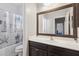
[29,40,79,56]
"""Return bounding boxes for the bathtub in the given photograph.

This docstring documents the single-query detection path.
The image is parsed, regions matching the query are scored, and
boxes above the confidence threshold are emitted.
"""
[0,42,22,56]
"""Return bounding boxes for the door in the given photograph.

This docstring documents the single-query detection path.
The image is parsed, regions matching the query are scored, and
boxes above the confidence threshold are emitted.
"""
[55,17,65,35]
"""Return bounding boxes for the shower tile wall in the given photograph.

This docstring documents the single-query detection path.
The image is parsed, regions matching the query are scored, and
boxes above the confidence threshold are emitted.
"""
[0,11,22,49]
[0,3,24,49]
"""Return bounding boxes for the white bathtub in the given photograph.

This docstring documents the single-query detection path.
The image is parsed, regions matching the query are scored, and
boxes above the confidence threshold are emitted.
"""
[0,42,22,56]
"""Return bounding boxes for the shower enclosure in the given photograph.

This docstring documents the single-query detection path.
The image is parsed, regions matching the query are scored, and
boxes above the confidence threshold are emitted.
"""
[0,9,23,56]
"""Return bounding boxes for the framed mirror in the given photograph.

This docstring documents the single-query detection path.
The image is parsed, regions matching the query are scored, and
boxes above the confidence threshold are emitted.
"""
[37,4,77,38]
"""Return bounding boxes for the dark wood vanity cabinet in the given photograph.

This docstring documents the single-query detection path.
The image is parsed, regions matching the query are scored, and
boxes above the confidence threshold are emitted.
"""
[29,41,79,56]
[29,41,48,56]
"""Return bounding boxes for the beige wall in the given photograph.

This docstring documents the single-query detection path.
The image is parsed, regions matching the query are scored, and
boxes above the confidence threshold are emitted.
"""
[23,3,37,56]
[37,3,70,12]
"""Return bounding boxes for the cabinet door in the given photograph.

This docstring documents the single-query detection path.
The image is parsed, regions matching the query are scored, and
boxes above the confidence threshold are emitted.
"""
[37,49,48,56]
[29,46,38,56]
[29,46,47,56]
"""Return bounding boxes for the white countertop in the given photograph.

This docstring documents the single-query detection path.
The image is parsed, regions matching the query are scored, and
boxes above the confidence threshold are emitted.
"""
[29,38,79,51]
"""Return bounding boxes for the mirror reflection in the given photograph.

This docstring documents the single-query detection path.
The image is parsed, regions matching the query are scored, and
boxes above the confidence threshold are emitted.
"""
[38,7,73,36]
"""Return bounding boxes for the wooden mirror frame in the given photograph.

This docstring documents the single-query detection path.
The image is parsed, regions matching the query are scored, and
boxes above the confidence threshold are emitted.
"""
[37,3,77,38]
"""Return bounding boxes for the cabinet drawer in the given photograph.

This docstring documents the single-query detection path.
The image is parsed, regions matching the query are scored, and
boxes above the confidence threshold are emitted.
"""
[29,41,48,50]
